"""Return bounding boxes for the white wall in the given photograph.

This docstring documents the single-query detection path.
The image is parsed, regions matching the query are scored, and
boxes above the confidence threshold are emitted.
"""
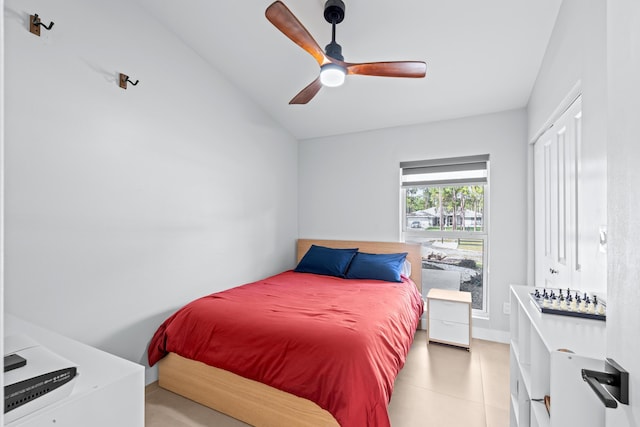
[606,0,640,424]
[1,0,5,422]
[299,109,528,335]
[3,0,298,383]
[527,0,607,294]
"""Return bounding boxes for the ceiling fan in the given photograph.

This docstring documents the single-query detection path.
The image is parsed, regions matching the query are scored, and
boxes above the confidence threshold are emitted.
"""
[265,0,427,104]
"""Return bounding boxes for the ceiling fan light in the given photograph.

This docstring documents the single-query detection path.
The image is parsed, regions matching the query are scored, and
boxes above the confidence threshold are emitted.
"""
[320,64,346,87]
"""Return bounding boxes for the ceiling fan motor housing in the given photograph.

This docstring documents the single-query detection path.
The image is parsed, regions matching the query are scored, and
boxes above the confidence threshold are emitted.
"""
[324,0,346,61]
[325,41,343,61]
[324,0,345,24]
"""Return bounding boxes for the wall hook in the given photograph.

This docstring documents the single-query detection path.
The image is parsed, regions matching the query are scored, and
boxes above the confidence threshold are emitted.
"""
[119,73,139,90]
[30,14,54,37]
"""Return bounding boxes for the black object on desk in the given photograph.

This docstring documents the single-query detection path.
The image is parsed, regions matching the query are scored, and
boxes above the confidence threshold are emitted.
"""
[4,354,27,372]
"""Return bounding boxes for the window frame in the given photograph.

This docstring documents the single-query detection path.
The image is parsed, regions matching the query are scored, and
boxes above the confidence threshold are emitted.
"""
[400,157,490,317]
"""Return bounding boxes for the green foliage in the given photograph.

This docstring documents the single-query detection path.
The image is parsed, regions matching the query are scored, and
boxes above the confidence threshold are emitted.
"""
[405,188,426,213]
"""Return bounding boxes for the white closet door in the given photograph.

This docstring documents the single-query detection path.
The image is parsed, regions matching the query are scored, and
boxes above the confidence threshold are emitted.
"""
[534,96,582,290]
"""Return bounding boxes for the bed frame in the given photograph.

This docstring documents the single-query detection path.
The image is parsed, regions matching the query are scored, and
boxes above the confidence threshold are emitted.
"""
[157,239,422,427]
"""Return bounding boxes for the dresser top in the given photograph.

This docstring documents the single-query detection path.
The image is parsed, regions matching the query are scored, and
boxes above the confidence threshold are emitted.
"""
[427,288,472,304]
[511,285,606,358]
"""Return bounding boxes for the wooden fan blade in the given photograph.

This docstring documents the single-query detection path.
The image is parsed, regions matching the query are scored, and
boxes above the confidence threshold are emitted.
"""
[346,61,427,78]
[289,77,323,104]
[266,1,329,66]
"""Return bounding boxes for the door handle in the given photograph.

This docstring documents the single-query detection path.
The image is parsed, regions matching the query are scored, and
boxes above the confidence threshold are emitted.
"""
[549,268,559,274]
[581,358,629,408]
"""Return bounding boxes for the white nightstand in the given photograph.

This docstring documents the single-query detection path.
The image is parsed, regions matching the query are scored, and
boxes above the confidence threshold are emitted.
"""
[426,288,472,350]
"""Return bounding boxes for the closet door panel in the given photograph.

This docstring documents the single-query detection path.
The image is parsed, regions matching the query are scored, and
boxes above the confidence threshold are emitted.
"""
[534,96,582,289]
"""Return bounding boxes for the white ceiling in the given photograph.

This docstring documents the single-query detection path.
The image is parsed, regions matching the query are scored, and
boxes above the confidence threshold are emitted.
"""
[133,0,562,140]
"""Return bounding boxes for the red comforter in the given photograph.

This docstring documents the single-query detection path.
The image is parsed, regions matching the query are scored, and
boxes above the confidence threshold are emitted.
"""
[148,270,423,427]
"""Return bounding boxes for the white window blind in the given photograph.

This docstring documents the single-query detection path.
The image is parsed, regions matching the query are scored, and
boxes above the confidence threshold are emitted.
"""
[401,154,489,187]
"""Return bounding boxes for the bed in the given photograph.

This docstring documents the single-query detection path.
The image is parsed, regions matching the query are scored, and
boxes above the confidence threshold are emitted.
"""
[148,239,423,427]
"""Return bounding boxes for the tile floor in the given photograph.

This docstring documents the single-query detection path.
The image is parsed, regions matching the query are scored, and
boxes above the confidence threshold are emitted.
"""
[145,331,510,427]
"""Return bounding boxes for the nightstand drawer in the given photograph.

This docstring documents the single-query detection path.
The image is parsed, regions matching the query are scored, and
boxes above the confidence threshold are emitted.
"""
[429,319,470,346]
[429,299,469,324]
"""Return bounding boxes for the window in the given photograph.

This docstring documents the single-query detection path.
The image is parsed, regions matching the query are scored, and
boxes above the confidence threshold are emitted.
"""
[400,155,489,314]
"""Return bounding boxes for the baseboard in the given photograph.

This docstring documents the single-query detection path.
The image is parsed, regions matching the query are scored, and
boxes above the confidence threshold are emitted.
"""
[472,326,510,344]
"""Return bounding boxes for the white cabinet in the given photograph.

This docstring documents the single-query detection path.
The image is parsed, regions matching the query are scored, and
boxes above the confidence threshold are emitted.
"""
[509,285,606,427]
[426,289,471,349]
[4,314,144,427]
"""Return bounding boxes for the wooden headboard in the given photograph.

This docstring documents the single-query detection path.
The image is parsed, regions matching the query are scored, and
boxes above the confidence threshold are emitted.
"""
[297,239,422,294]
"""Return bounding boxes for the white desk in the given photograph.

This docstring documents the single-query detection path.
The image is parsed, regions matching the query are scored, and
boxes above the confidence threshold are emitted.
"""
[5,314,144,427]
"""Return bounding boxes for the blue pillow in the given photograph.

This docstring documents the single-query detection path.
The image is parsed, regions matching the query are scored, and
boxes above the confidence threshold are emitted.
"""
[345,252,408,282]
[294,245,358,278]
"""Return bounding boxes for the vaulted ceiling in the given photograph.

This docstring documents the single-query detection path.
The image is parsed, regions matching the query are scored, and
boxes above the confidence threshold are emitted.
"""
[134,0,562,140]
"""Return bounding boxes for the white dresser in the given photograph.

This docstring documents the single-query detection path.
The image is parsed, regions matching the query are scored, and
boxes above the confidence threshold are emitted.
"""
[426,288,472,349]
[4,314,144,427]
